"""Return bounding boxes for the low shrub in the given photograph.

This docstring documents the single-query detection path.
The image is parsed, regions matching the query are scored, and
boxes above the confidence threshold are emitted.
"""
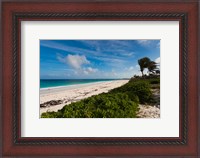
[41,93,139,118]
[110,80,152,103]
[148,78,160,84]
[41,111,62,118]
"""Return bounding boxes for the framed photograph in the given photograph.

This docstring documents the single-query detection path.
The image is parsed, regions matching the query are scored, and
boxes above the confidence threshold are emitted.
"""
[1,0,199,157]
[39,39,160,119]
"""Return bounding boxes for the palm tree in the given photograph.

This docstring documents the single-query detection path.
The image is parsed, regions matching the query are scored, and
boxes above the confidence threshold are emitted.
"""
[138,57,151,76]
[148,61,157,74]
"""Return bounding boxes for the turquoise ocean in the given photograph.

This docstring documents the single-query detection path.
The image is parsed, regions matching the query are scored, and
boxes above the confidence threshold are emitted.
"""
[40,79,118,89]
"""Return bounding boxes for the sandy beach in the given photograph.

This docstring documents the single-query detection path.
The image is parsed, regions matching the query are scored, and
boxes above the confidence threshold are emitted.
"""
[40,80,129,114]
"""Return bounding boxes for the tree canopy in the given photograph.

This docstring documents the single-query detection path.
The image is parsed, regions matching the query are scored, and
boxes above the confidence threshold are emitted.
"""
[138,57,159,76]
[138,57,151,76]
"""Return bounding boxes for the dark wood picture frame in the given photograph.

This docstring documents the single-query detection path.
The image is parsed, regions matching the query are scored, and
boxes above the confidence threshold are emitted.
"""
[1,0,199,157]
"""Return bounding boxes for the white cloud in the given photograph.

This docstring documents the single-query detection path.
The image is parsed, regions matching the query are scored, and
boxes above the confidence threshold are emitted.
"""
[157,42,160,48]
[93,56,125,63]
[137,40,151,46]
[57,53,99,77]
[67,54,90,69]
[122,52,135,57]
[137,40,160,48]
[72,67,98,76]
[42,40,135,66]
[82,67,98,75]
[56,53,66,63]
[155,57,160,64]
[83,70,89,75]
[41,41,100,57]
[86,67,98,73]
[57,54,90,69]
[129,66,134,71]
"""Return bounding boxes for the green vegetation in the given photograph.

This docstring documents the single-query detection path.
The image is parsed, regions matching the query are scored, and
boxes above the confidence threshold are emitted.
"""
[138,57,159,76]
[42,93,138,118]
[41,78,159,118]
[110,80,152,104]
[138,57,151,76]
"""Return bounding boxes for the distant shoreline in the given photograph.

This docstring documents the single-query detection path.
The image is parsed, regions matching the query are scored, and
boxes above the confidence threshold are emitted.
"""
[40,80,129,95]
[40,79,128,89]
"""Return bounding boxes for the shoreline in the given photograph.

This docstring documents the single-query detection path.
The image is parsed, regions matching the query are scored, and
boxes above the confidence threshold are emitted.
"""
[40,80,124,95]
[40,79,121,90]
[40,80,129,115]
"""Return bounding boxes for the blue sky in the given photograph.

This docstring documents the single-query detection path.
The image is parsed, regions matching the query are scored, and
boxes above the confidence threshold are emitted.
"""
[40,40,160,79]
